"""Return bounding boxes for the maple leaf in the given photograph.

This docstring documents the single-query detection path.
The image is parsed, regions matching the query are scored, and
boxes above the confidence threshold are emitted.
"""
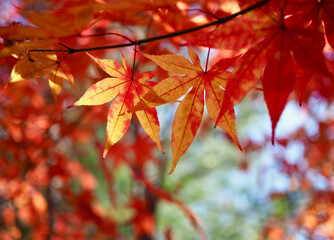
[0,24,48,41]
[105,0,193,12]
[71,53,162,157]
[285,0,334,49]
[284,0,334,104]
[185,1,331,144]
[21,0,108,37]
[0,40,56,58]
[130,47,241,174]
[9,51,76,97]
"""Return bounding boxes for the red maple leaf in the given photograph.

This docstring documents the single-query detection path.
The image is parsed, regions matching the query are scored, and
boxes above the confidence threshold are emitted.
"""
[71,52,163,157]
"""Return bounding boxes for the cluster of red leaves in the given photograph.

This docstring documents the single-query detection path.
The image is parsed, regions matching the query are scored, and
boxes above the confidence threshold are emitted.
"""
[185,0,333,143]
[0,74,120,239]
[1,0,334,239]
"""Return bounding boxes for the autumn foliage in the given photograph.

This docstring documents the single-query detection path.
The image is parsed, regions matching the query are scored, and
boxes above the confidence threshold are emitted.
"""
[0,0,334,239]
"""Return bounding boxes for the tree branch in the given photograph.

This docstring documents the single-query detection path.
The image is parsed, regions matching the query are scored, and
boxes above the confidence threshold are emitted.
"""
[29,0,270,54]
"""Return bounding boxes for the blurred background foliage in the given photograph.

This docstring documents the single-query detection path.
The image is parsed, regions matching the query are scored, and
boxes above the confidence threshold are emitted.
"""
[1,0,334,240]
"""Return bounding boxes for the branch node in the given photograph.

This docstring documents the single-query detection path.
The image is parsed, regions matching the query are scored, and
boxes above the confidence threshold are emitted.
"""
[59,43,75,54]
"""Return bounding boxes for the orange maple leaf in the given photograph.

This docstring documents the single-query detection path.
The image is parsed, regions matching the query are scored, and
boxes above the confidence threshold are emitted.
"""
[130,47,241,174]
[71,53,162,157]
[0,40,56,58]
[9,51,76,97]
[22,0,108,37]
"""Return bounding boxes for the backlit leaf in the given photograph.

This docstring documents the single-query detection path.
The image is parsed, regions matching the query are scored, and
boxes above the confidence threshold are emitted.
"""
[72,53,162,156]
[9,51,75,97]
[131,48,240,173]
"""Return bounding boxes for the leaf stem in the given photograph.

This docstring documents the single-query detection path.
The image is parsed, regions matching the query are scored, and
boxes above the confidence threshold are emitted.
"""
[131,45,138,81]
[205,48,211,73]
[28,0,270,54]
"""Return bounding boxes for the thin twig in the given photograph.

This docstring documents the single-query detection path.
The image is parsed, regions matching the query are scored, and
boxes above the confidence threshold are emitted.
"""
[29,0,270,54]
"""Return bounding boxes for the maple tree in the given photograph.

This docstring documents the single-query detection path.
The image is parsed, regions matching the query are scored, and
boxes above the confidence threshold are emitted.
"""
[0,0,333,239]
